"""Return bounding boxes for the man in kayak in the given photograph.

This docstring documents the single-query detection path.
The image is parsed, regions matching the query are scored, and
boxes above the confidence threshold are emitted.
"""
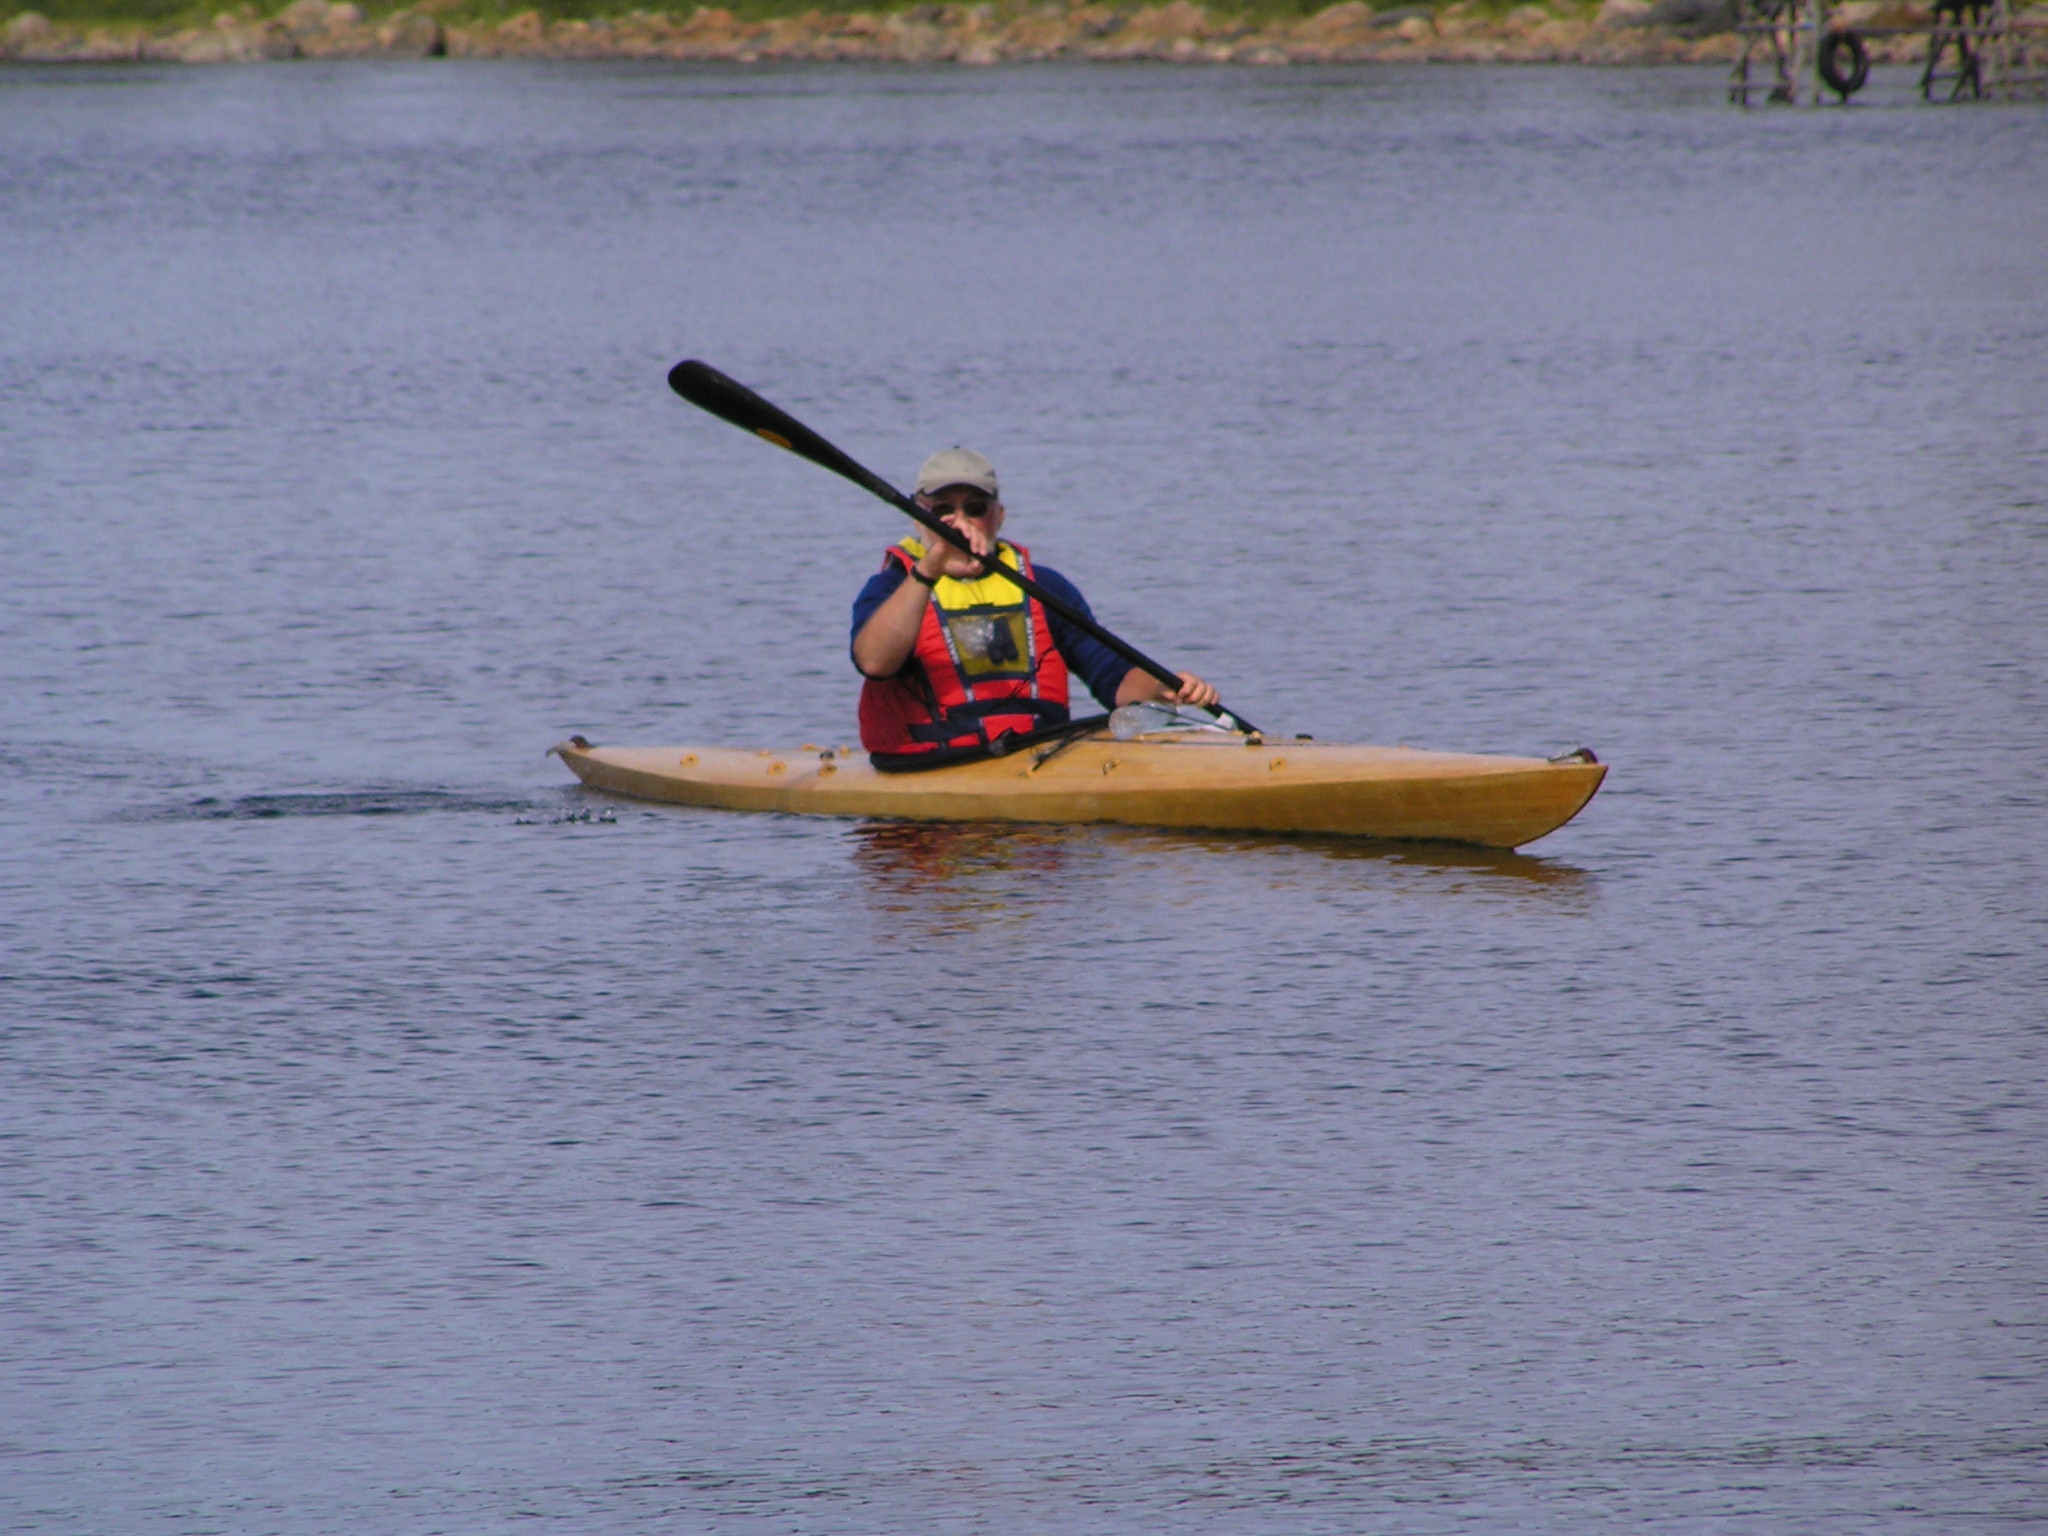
[851,447,1218,764]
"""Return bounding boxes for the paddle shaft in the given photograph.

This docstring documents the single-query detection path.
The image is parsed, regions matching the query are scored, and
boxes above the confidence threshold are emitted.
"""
[666,360,1257,736]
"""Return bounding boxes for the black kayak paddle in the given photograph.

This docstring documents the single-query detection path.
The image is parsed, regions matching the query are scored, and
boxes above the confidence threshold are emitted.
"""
[666,359,1256,736]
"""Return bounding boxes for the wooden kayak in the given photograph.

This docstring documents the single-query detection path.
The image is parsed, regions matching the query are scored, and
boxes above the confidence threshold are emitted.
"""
[550,730,1604,849]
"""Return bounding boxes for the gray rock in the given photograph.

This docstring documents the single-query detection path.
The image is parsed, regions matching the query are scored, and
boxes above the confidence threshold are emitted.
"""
[1646,0,1737,32]
[162,27,235,61]
[376,8,445,54]
[277,0,332,36]
[253,20,298,57]
[3,9,56,52]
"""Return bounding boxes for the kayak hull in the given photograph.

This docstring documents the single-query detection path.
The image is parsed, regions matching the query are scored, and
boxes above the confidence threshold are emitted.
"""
[551,734,1605,849]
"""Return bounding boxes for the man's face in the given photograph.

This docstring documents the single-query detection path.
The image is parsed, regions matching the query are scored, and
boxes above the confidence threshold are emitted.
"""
[919,484,1004,541]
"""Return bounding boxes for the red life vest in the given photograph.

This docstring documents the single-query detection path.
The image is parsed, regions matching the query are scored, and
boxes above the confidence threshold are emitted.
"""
[858,540,1072,760]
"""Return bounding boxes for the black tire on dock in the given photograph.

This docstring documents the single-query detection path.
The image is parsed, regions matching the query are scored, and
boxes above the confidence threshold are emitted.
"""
[1820,27,1871,97]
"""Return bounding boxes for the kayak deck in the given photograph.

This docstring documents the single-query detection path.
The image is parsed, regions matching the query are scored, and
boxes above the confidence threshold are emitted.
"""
[551,731,1605,849]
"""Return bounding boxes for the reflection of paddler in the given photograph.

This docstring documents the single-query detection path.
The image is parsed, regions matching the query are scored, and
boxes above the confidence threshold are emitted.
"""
[851,448,1218,767]
[850,820,1072,900]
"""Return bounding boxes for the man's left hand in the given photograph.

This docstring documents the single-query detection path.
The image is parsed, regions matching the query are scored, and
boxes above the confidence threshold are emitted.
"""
[1160,671,1220,710]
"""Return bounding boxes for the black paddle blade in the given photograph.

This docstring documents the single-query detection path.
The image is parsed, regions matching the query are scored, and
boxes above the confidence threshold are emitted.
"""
[667,360,906,508]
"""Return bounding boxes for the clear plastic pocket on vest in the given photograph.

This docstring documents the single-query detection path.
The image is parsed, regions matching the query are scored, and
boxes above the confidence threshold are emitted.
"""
[942,607,1032,680]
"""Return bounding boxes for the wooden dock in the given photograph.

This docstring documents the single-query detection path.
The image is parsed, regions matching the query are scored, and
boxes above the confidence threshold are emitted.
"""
[1731,0,2047,103]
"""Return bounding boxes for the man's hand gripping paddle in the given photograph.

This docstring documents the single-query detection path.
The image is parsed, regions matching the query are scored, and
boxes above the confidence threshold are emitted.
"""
[666,359,1257,737]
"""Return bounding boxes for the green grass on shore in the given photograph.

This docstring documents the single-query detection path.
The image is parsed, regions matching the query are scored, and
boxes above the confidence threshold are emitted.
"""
[18,0,1587,38]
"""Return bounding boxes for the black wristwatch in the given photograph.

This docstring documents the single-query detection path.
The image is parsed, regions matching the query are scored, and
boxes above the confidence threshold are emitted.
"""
[910,566,939,589]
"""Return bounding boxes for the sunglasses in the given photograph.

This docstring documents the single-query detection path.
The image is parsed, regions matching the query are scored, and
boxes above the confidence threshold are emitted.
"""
[925,494,993,519]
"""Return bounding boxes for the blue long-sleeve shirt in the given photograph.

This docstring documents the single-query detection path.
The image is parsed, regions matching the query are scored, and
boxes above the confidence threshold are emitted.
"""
[850,561,1132,712]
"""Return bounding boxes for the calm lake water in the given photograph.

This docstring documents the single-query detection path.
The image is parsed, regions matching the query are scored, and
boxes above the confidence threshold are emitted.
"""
[3,57,2045,1533]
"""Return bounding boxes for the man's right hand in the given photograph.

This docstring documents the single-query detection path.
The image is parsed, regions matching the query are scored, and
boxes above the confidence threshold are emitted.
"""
[917,513,995,582]
[855,510,1001,678]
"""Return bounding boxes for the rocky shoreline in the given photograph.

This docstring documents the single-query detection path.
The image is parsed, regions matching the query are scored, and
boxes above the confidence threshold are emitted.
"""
[2,0,1950,66]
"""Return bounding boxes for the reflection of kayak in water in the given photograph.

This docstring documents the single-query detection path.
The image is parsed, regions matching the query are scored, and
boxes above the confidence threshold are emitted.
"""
[550,722,1605,850]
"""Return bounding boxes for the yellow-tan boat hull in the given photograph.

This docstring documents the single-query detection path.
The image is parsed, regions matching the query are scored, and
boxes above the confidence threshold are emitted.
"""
[552,734,1605,849]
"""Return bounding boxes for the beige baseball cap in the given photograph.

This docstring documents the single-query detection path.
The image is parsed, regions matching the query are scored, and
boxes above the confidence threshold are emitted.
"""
[914,447,998,498]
